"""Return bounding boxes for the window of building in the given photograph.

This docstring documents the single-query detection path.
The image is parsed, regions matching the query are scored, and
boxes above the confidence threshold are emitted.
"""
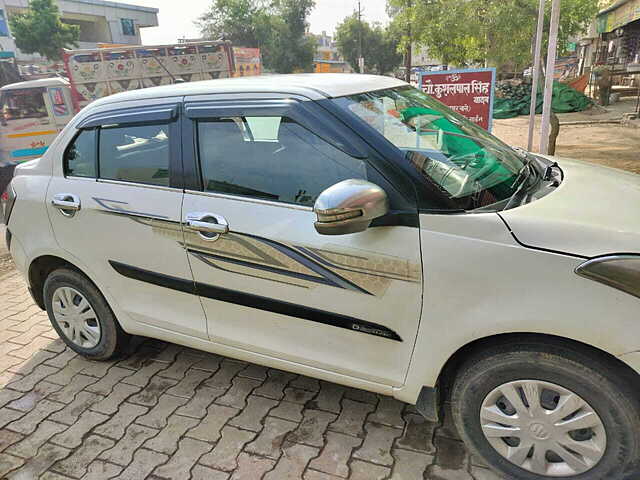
[99,123,170,186]
[197,116,367,207]
[64,129,96,178]
[121,18,135,36]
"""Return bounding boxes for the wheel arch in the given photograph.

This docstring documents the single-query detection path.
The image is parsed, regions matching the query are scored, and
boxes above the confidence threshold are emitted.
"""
[437,332,640,399]
[413,332,640,423]
[28,255,84,309]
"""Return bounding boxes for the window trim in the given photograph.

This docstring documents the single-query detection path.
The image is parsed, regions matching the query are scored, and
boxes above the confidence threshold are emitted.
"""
[96,120,176,189]
[192,113,369,208]
[63,127,98,180]
[184,188,314,212]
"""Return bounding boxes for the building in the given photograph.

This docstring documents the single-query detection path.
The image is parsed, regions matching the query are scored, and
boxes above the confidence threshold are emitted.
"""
[312,31,352,74]
[0,0,158,71]
[581,0,640,74]
[411,45,442,70]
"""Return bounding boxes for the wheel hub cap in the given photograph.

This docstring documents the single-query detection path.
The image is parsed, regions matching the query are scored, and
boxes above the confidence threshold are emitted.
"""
[480,380,606,477]
[51,287,101,348]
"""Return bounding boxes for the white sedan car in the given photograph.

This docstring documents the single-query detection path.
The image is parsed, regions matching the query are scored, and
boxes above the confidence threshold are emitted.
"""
[3,74,640,480]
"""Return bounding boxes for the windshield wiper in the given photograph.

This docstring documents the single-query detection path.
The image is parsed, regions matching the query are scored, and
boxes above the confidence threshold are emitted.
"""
[503,159,538,210]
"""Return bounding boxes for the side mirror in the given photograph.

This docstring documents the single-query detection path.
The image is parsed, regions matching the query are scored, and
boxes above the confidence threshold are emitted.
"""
[313,179,389,235]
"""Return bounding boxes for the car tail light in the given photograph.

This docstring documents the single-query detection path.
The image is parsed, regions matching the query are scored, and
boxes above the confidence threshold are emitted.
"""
[2,183,16,225]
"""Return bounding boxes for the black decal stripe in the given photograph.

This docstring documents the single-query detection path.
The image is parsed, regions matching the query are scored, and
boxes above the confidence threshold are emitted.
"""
[108,261,401,342]
[109,260,196,294]
[93,197,171,220]
[188,249,337,287]
[236,232,373,296]
[295,246,410,281]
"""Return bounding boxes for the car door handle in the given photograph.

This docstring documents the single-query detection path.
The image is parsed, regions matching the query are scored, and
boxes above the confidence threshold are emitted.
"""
[185,213,229,238]
[51,193,81,215]
[186,219,229,234]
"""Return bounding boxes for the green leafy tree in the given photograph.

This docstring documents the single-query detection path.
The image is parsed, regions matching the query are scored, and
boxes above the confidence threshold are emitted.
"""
[197,0,271,47]
[388,0,600,69]
[197,0,316,73]
[266,0,316,73]
[335,14,402,74]
[9,0,79,61]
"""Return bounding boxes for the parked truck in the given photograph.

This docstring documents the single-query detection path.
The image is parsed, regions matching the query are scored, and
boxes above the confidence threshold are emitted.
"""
[0,41,236,164]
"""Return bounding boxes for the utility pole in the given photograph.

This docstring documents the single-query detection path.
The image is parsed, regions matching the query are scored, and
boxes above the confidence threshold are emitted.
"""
[404,0,412,83]
[527,0,545,152]
[540,0,561,154]
[357,1,364,73]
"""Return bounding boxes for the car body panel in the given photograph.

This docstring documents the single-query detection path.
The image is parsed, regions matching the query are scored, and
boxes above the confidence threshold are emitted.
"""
[183,190,423,386]
[501,157,640,258]
[394,211,640,403]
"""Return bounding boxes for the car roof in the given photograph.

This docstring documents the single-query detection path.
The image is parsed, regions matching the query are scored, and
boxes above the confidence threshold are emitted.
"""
[1,77,70,91]
[91,73,407,107]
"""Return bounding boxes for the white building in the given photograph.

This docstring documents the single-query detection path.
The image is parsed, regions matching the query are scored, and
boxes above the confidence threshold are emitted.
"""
[0,0,158,64]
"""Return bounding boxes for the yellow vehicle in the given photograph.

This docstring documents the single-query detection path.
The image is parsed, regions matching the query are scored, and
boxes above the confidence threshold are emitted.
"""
[0,77,75,164]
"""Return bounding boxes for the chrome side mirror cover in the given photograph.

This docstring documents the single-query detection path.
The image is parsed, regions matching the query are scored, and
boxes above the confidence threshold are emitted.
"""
[313,179,389,235]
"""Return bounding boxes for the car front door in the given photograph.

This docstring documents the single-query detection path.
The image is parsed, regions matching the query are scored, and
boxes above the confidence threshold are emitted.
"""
[180,96,423,385]
[47,100,208,339]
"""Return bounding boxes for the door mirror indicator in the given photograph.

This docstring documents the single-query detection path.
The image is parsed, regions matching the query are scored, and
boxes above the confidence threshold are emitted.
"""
[313,179,389,235]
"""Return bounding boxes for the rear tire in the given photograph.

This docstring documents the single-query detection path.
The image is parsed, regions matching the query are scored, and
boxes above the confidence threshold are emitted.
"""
[451,342,640,480]
[43,268,129,360]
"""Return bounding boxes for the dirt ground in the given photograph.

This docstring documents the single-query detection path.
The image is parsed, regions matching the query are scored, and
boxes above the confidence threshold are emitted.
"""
[493,98,640,174]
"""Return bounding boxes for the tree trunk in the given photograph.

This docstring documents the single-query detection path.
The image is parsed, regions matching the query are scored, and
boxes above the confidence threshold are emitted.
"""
[404,42,411,83]
[548,112,560,155]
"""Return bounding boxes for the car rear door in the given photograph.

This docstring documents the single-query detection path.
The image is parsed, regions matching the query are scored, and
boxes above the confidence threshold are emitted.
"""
[46,99,208,339]
[180,95,423,386]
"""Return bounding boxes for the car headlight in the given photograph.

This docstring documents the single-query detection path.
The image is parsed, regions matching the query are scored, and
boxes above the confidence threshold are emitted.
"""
[575,255,640,299]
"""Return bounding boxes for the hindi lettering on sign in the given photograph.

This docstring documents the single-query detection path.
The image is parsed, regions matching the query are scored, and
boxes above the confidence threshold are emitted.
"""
[419,68,496,131]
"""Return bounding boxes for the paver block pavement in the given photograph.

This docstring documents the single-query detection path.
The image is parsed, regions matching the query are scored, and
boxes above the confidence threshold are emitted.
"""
[0,269,504,479]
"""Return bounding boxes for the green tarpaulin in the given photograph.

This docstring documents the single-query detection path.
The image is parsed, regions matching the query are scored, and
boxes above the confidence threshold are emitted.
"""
[493,81,592,119]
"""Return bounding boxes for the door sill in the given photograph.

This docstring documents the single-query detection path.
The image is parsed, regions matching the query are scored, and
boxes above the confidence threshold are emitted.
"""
[131,321,395,395]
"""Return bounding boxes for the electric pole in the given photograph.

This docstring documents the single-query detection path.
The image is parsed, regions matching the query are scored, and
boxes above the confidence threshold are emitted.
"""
[527,0,545,152]
[540,0,561,154]
[404,0,412,83]
[357,1,364,73]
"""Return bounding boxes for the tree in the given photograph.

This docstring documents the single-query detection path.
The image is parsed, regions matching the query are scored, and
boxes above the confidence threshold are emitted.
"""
[197,0,271,47]
[9,0,79,61]
[388,0,600,69]
[265,0,316,73]
[197,0,316,73]
[335,14,402,74]
[388,0,412,82]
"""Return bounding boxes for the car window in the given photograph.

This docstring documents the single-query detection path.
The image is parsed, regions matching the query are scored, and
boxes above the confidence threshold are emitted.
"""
[1,88,48,120]
[197,116,367,207]
[99,123,170,186]
[64,129,96,178]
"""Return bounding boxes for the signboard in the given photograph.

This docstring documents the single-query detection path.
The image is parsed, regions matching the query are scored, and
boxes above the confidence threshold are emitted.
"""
[419,68,496,131]
[597,0,640,33]
[232,47,262,77]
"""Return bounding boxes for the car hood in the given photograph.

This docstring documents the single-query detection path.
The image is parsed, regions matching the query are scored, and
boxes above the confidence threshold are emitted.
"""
[499,157,640,258]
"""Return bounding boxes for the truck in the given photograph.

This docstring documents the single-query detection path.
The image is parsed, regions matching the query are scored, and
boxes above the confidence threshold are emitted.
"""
[0,41,236,164]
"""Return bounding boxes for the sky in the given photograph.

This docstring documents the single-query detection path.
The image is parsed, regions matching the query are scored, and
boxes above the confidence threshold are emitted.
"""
[128,0,390,45]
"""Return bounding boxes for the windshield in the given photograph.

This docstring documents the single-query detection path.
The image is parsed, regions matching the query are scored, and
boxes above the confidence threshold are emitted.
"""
[332,86,527,211]
[0,88,48,121]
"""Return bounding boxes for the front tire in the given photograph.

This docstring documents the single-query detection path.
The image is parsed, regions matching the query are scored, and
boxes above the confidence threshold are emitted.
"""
[451,341,640,480]
[43,268,129,360]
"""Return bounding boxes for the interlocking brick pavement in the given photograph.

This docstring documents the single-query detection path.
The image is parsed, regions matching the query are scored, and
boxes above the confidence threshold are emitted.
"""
[0,266,505,479]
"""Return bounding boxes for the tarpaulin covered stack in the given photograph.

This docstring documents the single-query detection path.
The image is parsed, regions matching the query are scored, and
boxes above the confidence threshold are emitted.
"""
[493,80,592,119]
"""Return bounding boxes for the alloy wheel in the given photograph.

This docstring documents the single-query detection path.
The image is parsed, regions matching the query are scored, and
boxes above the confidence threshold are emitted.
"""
[480,379,606,477]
